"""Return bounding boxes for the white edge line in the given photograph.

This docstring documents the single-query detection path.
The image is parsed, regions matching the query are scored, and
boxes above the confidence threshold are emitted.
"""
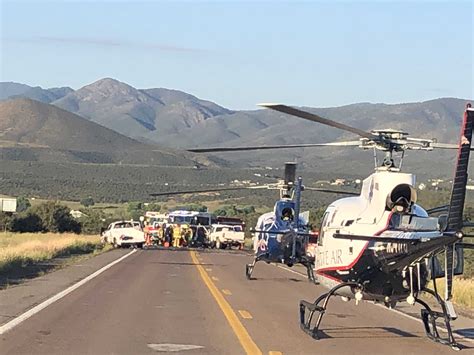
[275,264,474,344]
[0,249,137,335]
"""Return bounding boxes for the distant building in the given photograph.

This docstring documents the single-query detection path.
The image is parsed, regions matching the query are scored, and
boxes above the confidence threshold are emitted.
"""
[70,210,87,219]
[0,196,17,213]
[331,179,346,186]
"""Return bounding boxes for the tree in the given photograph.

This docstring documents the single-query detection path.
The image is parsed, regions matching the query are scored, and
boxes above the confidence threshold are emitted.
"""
[80,197,95,208]
[0,212,13,231]
[16,196,31,213]
[31,202,81,233]
[79,208,107,235]
[10,213,43,233]
[144,203,161,212]
[127,201,144,220]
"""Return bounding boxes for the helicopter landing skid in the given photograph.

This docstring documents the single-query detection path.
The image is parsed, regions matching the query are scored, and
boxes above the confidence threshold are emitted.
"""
[245,255,265,280]
[416,292,461,351]
[301,258,318,284]
[299,282,362,339]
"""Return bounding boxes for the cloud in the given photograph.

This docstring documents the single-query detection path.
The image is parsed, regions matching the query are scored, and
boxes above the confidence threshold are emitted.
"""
[6,36,207,54]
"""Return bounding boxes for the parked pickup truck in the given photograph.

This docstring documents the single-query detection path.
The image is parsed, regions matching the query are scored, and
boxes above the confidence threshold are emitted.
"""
[101,221,145,248]
[208,224,245,249]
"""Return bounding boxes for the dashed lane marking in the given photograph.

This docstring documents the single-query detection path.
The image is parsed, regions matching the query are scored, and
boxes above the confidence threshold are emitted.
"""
[190,251,262,355]
[269,352,283,355]
[212,276,219,281]
[206,268,212,272]
[238,310,253,319]
[0,249,138,335]
[222,289,232,295]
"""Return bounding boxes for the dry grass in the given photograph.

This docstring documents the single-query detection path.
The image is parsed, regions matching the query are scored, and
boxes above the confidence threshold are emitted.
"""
[0,232,105,277]
[426,277,474,310]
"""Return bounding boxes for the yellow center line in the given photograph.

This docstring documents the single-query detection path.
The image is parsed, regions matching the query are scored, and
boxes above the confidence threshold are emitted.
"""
[238,310,253,319]
[190,251,262,355]
[222,289,232,296]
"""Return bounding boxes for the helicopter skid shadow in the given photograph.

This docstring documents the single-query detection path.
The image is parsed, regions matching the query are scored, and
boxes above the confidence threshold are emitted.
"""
[456,328,474,339]
[315,326,420,340]
[246,277,304,283]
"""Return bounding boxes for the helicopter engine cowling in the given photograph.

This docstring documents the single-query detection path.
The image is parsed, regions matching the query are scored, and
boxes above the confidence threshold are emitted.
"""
[386,183,417,213]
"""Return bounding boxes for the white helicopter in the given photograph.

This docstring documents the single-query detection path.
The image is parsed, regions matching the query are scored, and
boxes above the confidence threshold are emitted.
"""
[189,103,474,350]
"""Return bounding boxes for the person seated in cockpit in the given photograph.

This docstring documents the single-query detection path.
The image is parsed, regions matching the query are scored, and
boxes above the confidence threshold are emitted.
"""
[281,207,294,222]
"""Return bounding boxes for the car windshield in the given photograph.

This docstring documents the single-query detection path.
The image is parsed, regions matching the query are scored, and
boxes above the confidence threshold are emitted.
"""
[115,222,133,228]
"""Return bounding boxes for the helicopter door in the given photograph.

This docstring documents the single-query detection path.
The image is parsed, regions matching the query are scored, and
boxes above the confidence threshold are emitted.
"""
[318,211,331,246]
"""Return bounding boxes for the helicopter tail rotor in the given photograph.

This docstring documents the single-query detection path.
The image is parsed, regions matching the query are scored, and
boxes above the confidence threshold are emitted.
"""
[442,104,473,303]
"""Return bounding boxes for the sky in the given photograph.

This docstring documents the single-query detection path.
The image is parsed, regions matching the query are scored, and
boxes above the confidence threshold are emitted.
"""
[0,0,472,110]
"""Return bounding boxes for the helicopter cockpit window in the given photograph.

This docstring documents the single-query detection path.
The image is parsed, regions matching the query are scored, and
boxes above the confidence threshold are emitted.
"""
[389,213,439,231]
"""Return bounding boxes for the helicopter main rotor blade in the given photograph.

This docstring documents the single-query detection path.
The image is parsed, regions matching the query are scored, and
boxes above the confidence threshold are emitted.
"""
[187,141,360,153]
[149,185,270,197]
[304,187,359,196]
[426,205,449,214]
[259,103,374,139]
[432,142,474,151]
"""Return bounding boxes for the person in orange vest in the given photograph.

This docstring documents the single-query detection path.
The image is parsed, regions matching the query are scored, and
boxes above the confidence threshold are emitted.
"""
[144,221,153,247]
[173,224,182,247]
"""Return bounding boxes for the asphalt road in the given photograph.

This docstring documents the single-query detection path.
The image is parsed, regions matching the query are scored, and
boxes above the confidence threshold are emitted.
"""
[1,249,473,355]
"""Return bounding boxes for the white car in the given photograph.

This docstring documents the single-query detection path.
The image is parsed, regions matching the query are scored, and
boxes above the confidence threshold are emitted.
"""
[101,221,145,248]
[208,224,245,249]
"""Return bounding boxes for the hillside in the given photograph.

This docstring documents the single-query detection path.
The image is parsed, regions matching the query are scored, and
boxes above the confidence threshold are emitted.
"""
[0,98,212,166]
[0,82,73,103]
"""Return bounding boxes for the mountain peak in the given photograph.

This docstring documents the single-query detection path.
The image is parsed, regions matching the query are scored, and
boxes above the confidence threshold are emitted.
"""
[82,77,138,96]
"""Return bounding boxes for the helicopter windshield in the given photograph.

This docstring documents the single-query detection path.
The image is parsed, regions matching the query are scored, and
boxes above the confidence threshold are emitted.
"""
[275,201,295,222]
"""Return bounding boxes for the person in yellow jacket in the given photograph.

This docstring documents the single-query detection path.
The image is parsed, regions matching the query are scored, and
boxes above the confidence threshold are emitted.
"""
[173,224,182,247]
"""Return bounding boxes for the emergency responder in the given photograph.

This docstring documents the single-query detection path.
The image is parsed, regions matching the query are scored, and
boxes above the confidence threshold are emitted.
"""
[144,222,153,247]
[182,224,193,247]
[164,224,172,247]
[173,224,182,247]
[157,225,164,246]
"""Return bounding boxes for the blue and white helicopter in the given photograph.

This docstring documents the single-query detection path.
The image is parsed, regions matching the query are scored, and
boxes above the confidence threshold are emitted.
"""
[245,162,357,283]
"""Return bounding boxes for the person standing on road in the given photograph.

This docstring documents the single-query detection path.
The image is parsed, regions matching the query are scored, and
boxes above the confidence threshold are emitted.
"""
[164,223,172,247]
[173,224,182,247]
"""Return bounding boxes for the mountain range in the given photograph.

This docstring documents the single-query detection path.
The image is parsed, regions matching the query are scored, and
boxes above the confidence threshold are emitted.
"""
[1,78,472,175]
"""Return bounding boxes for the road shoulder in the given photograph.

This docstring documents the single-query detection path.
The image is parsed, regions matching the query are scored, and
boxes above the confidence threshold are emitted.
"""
[0,248,131,327]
